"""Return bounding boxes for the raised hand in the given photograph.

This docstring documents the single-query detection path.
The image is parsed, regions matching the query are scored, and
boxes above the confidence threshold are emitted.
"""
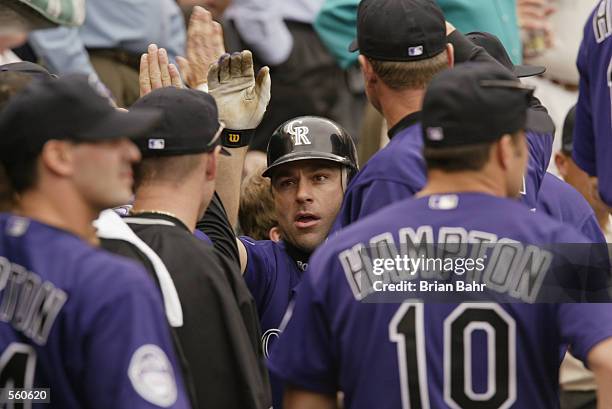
[208,50,271,130]
[176,6,226,89]
[139,43,182,97]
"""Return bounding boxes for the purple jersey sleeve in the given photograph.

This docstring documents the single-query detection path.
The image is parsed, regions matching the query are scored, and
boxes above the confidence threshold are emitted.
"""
[240,236,275,314]
[573,1,612,203]
[332,179,421,233]
[332,124,427,232]
[267,250,337,394]
[559,304,612,365]
[537,173,606,243]
[83,271,191,409]
[521,129,554,209]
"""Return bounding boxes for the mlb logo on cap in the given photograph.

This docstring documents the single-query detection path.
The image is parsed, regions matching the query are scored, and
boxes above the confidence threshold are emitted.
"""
[408,45,424,57]
[148,139,165,150]
[426,127,444,141]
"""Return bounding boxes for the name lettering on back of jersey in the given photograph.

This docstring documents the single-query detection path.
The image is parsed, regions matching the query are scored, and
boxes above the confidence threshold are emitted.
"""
[286,120,312,146]
[0,257,67,345]
[594,0,612,43]
[338,226,551,303]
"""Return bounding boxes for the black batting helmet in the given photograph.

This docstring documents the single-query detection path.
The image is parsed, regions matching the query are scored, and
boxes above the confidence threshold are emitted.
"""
[262,116,358,179]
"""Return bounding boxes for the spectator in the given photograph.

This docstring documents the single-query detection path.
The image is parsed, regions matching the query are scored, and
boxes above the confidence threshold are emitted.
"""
[223,0,366,160]
[520,0,594,176]
[176,0,232,21]
[0,0,84,64]
[239,168,281,241]
[314,0,522,70]
[29,0,185,107]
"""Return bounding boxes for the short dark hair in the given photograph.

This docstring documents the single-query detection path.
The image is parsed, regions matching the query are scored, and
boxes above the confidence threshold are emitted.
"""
[0,72,33,111]
[2,153,39,194]
[424,132,523,172]
[0,72,37,198]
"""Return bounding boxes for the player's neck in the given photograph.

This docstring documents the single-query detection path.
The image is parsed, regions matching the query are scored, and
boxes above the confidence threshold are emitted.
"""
[17,188,100,245]
[418,171,507,198]
[132,184,202,232]
[379,87,424,130]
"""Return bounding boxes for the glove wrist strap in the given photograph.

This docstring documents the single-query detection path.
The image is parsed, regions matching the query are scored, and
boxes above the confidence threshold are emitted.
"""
[221,128,255,148]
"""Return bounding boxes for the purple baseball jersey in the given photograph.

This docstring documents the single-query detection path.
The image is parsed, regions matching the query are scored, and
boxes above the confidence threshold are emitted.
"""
[269,193,612,409]
[239,237,304,408]
[537,173,605,243]
[0,214,190,409]
[573,0,612,205]
[332,114,553,230]
[331,112,426,232]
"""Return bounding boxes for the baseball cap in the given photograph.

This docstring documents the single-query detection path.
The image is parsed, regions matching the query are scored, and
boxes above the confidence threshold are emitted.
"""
[422,63,549,148]
[0,74,161,161]
[0,0,84,30]
[0,61,56,79]
[561,105,576,154]
[348,0,446,61]
[466,32,545,78]
[131,87,229,157]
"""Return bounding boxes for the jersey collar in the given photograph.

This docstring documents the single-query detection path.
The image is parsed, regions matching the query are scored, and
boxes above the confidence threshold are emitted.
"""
[387,111,422,139]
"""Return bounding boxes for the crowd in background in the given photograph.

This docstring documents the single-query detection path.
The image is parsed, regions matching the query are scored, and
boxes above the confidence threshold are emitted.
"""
[0,0,610,409]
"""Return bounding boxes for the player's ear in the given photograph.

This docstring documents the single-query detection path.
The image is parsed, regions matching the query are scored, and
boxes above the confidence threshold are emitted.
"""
[269,226,281,242]
[446,43,454,68]
[554,152,569,178]
[359,55,377,86]
[496,135,514,170]
[40,140,75,177]
[205,146,220,181]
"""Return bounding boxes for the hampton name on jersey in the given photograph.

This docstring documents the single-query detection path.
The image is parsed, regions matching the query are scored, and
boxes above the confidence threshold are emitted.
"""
[269,193,612,409]
[0,214,190,409]
[574,0,612,205]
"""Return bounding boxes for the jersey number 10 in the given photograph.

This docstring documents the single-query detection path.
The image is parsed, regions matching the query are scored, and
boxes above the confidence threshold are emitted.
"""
[389,303,516,409]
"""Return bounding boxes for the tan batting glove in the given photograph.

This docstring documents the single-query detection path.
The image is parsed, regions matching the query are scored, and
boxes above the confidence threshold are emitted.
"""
[208,50,271,130]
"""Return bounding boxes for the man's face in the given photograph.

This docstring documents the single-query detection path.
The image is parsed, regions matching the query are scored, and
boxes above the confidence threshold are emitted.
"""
[71,138,141,210]
[271,160,345,253]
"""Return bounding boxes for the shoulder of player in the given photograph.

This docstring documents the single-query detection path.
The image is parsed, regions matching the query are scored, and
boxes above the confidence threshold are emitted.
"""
[540,174,594,219]
[239,236,283,252]
[238,236,283,274]
[70,245,163,305]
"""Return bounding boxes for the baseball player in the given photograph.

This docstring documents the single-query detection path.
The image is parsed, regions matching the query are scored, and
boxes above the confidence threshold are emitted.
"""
[332,0,555,233]
[536,106,606,244]
[465,33,605,243]
[204,108,358,407]
[268,63,612,409]
[102,50,273,409]
[0,75,191,408]
[573,0,612,206]
[243,116,358,409]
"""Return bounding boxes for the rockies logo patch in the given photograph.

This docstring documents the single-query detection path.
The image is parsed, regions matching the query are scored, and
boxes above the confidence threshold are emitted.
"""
[128,344,177,407]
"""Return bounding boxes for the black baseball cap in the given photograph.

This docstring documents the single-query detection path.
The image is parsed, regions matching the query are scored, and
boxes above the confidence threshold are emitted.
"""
[466,32,545,78]
[561,105,576,154]
[131,87,229,157]
[0,61,56,79]
[0,74,161,161]
[348,0,447,61]
[422,63,549,148]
